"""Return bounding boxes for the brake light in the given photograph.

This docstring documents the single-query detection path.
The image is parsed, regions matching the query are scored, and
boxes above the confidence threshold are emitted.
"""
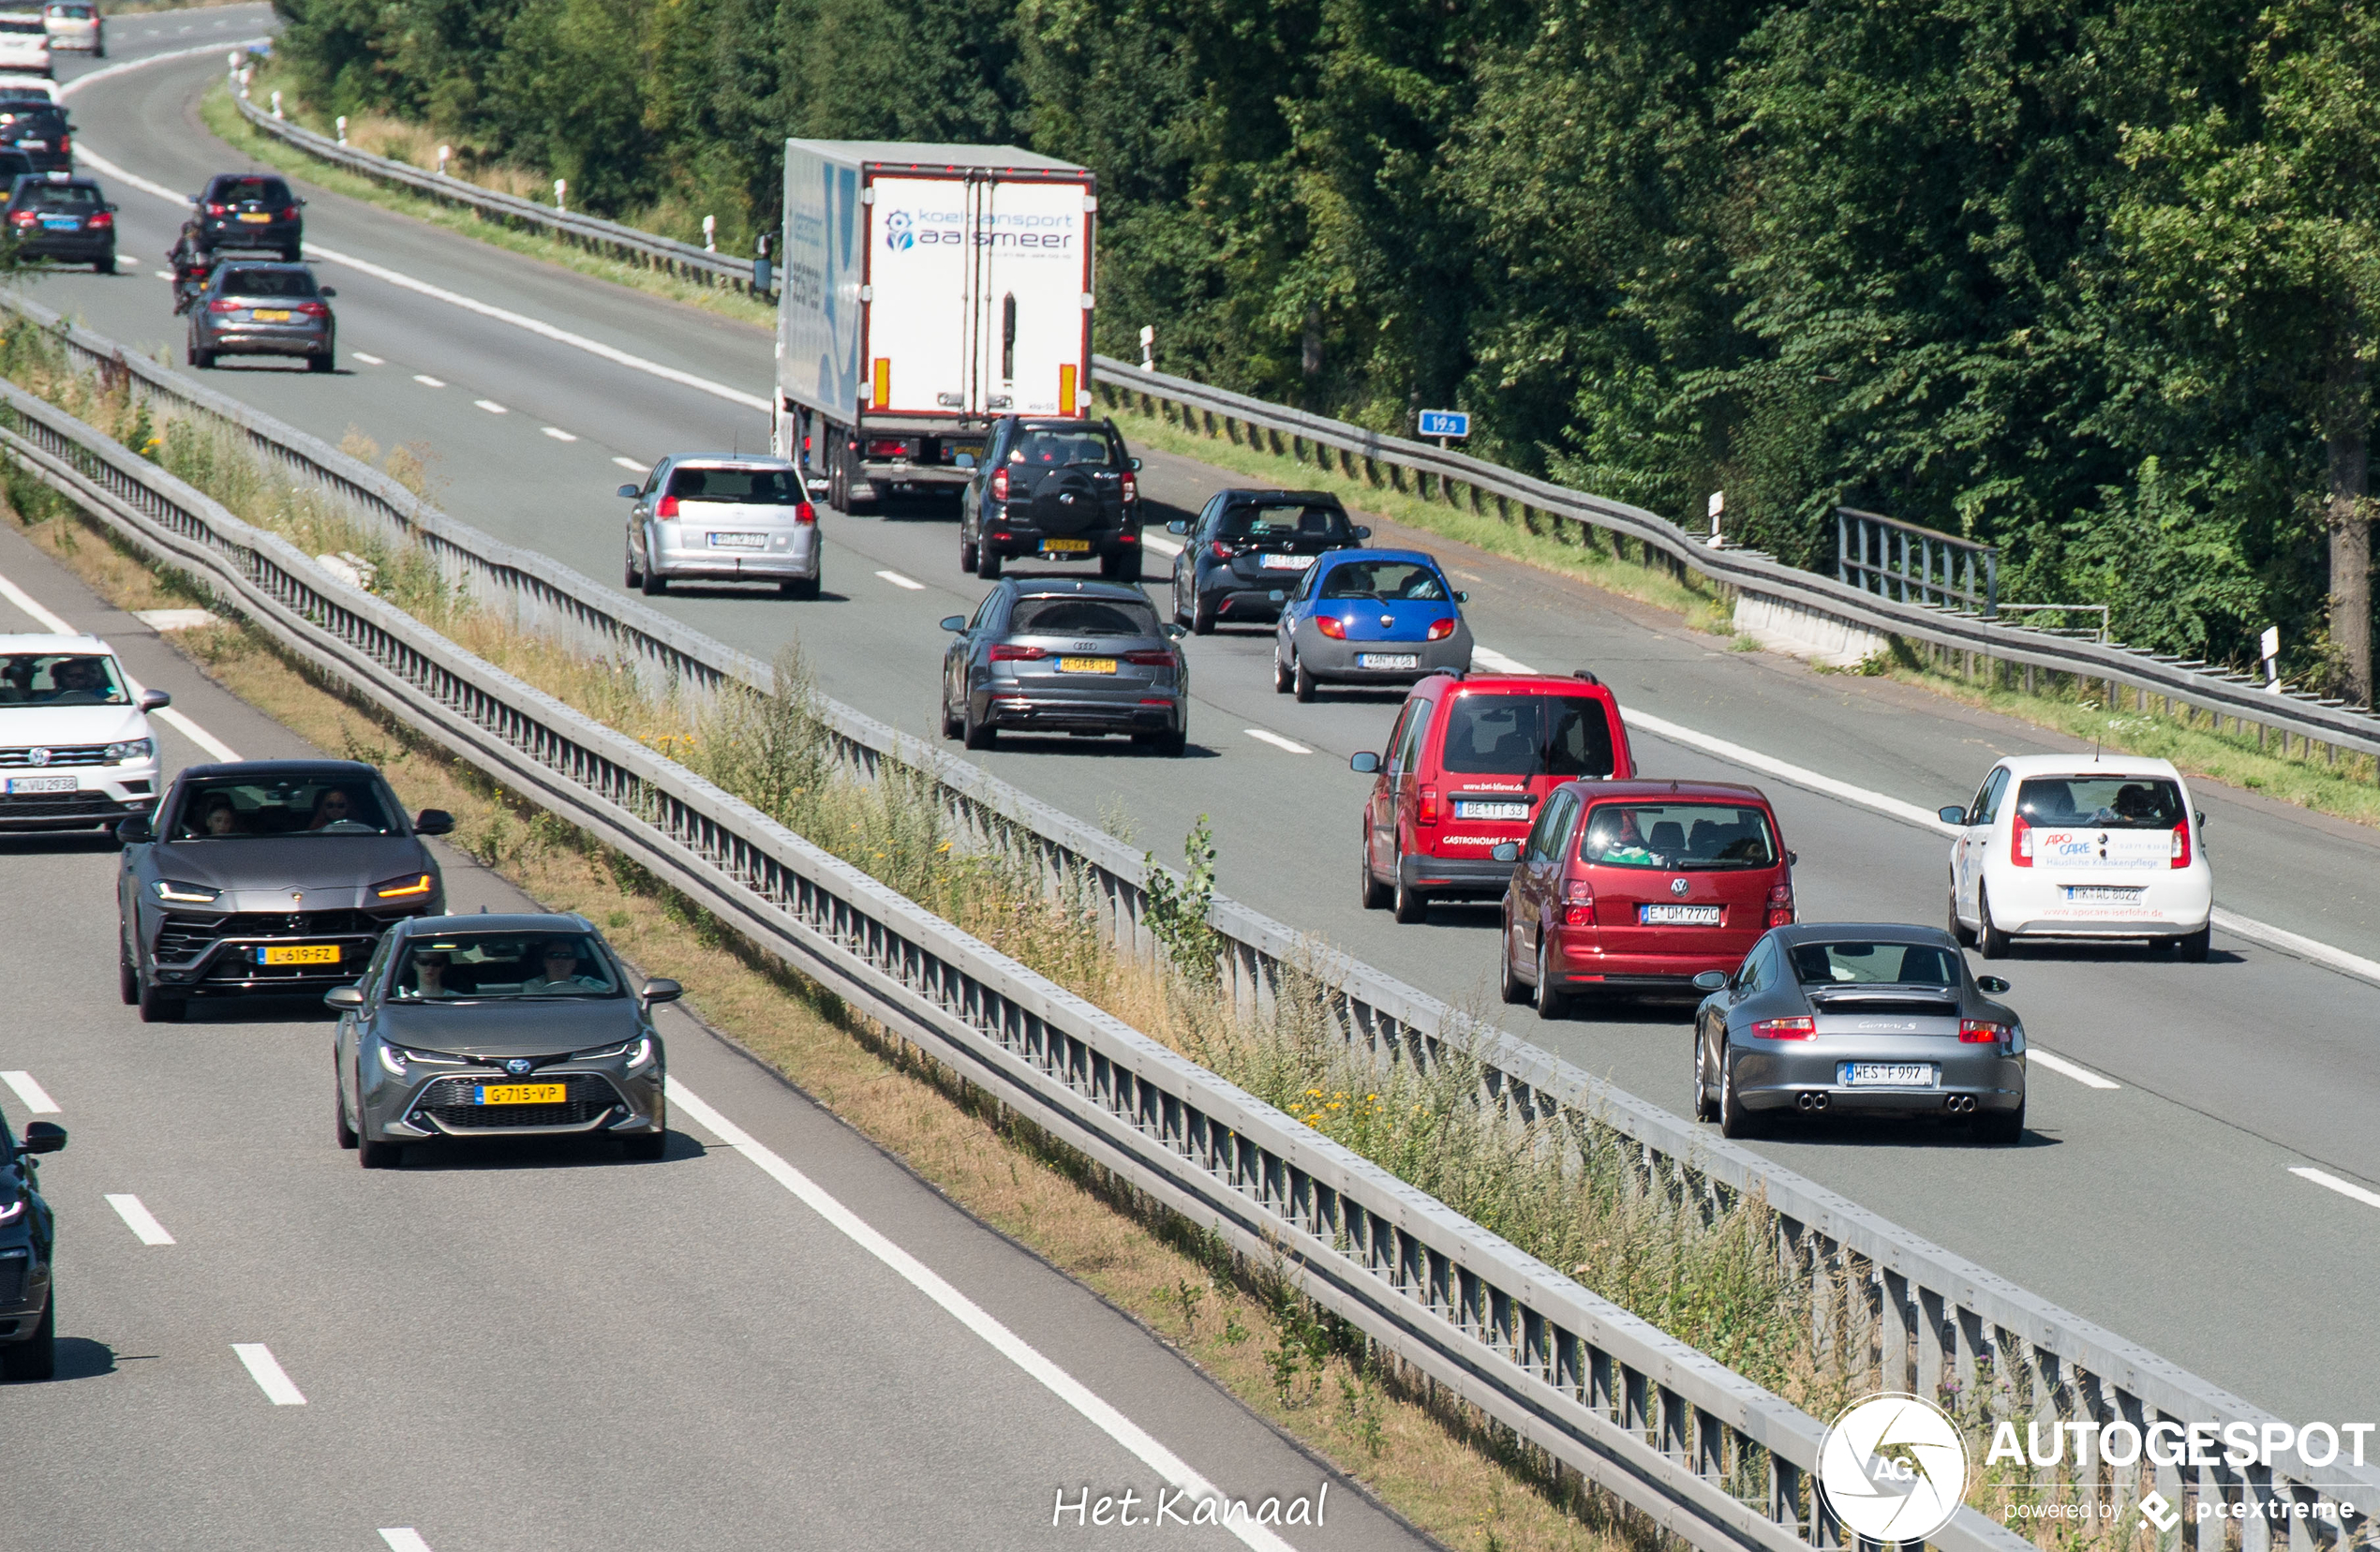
[205,202,226,215]
[1425,618,1456,641]
[1123,649,1177,667]
[1766,880,1794,928]
[1316,616,1346,639]
[1122,471,1137,502]
[990,468,1008,501]
[2010,812,2033,867]
[1418,784,1440,827]
[294,300,327,317]
[793,501,816,526]
[7,211,29,226]
[1959,1020,2008,1044]
[1563,906,1593,927]
[988,644,1048,662]
[55,134,67,153]
[655,494,679,519]
[87,209,110,229]
[2171,823,2191,868]
[205,298,240,313]
[867,439,909,457]
[1751,1017,1816,1040]
[278,206,296,220]
[1209,540,1236,560]
[1563,878,1594,922]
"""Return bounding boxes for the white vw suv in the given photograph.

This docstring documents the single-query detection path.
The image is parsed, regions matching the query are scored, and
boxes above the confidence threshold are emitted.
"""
[0,634,168,833]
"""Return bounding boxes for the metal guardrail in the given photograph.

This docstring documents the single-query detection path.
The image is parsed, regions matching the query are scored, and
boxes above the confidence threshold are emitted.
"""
[231,91,770,300]
[1837,506,1999,617]
[7,294,2373,1549]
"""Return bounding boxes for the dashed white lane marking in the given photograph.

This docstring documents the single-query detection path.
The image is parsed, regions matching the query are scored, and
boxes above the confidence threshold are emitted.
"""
[1142,532,1183,559]
[2291,1167,2380,1212]
[874,570,925,591]
[1,1071,59,1113]
[543,427,578,442]
[411,374,446,388]
[1243,728,1312,754]
[379,1532,435,1552]
[612,456,646,471]
[473,398,507,414]
[350,351,384,365]
[231,1343,306,1405]
[153,707,242,762]
[152,269,172,280]
[2028,1050,2120,1091]
[665,1078,1295,1552]
[105,1194,176,1246]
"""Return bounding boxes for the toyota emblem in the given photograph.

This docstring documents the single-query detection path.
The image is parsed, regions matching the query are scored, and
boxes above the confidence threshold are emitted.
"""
[26,747,50,767]
[1671,878,1690,897]
[505,1058,534,1077]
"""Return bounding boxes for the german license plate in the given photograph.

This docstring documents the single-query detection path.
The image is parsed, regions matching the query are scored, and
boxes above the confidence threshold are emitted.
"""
[474,1082,566,1105]
[1040,538,1092,554]
[1843,1062,1935,1087]
[39,216,74,230]
[2064,886,2143,903]
[1358,652,1420,670]
[250,308,292,322]
[708,531,766,549]
[1639,904,1721,926]
[1260,553,1314,569]
[258,944,340,965]
[238,213,271,223]
[6,775,74,794]
[1058,657,1117,674]
[1455,798,1528,821]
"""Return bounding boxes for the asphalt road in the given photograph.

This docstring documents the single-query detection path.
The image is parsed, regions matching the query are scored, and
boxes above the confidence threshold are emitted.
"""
[29,26,2380,1430]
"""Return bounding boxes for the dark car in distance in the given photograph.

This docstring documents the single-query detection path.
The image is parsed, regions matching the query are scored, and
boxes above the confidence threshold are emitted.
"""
[186,261,335,371]
[329,914,677,1168]
[192,172,302,259]
[4,172,111,271]
[958,416,1142,580]
[0,1107,65,1381]
[0,102,69,172]
[1167,489,1369,634]
[940,577,1189,754]
[117,760,452,1022]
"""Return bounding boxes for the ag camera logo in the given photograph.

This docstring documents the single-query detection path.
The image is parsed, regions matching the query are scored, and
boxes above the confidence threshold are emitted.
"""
[1818,1394,1970,1542]
[883,210,914,251]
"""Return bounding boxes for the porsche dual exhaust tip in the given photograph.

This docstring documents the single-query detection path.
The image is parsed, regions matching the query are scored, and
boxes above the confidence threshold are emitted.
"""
[1795,1092,1829,1112]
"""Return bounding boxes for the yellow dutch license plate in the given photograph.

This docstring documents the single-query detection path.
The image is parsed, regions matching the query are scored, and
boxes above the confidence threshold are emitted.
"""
[259,944,340,965]
[251,308,292,321]
[1058,657,1118,674]
[1040,538,1092,554]
[475,1083,566,1106]
[238,213,271,222]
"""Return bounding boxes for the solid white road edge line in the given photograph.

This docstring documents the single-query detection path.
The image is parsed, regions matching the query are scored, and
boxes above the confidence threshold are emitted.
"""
[152,707,243,762]
[2025,1050,2120,1091]
[1243,728,1312,754]
[663,1078,1297,1552]
[231,1342,306,1405]
[2289,1166,2380,1212]
[873,570,925,591]
[56,37,273,100]
[105,1193,176,1245]
[379,1531,435,1552]
[0,1070,60,1113]
[1142,532,1183,558]
[0,568,75,633]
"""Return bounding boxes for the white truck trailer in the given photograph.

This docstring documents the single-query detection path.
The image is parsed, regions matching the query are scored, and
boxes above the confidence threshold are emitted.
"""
[774,139,1098,513]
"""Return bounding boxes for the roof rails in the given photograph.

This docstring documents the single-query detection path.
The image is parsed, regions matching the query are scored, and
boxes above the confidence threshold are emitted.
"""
[1573,669,1601,686]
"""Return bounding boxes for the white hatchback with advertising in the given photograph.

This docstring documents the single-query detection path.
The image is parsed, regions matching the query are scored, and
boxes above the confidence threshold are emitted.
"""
[1942,754,2212,960]
[0,15,50,76]
[0,634,169,833]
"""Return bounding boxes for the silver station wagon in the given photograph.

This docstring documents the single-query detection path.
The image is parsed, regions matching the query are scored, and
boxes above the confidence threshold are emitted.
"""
[621,454,822,599]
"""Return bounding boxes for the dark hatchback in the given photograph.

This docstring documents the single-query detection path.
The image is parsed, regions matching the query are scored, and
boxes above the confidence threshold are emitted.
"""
[117,760,453,1022]
[958,416,1142,580]
[940,577,1189,754]
[0,102,70,173]
[1167,489,1370,634]
[4,172,111,271]
[193,172,303,259]
[186,261,335,371]
[0,1108,65,1381]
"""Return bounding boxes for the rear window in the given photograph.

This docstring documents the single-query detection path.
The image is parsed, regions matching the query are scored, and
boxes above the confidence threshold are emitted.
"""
[213,177,292,205]
[0,19,47,34]
[1581,802,1776,870]
[0,106,62,128]
[1790,941,1961,986]
[1007,428,1117,468]
[667,466,803,503]
[219,268,320,297]
[1437,692,1614,778]
[2013,776,2183,828]
[21,183,97,209]
[48,6,96,17]
[1316,559,1447,601]
[1218,501,1350,542]
[1008,594,1160,637]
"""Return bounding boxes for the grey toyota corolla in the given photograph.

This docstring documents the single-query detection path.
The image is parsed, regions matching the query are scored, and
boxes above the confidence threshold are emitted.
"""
[117,761,452,1022]
[1690,923,2027,1144]
[330,914,679,1167]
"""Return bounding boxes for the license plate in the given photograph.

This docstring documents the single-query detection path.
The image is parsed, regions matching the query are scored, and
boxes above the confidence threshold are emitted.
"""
[6,774,74,793]
[708,531,766,549]
[238,213,271,223]
[1358,652,1421,670]
[947,441,983,461]
[39,216,74,230]
[474,1082,566,1106]
[250,308,292,322]
[1058,657,1117,674]
[2063,886,2143,903]
[21,141,45,151]
[1843,1062,1936,1088]
[1455,799,1529,821]
[258,944,341,965]
[1639,904,1721,926]
[1040,538,1093,554]
[1259,553,1315,570]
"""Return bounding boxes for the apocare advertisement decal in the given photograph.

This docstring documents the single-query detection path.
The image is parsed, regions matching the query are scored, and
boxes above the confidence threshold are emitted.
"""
[1817,1395,2371,1540]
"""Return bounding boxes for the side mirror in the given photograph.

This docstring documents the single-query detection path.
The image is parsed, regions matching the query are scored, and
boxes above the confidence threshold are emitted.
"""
[413,808,454,836]
[1691,970,1730,992]
[1349,752,1380,774]
[1938,806,1969,826]
[617,484,641,499]
[1130,457,1143,470]
[104,202,117,214]
[640,977,682,1006]
[1267,589,1286,604]
[939,615,967,634]
[1354,526,1372,539]
[1787,851,1798,867]
[1975,976,2012,995]
[19,1120,65,1155]
[319,286,336,297]
[1166,519,1187,534]
[322,985,365,1010]
[1455,590,1469,603]
[115,814,153,843]
[137,689,171,711]
[2195,810,2207,828]
[1164,622,1186,640]
[1490,842,1521,864]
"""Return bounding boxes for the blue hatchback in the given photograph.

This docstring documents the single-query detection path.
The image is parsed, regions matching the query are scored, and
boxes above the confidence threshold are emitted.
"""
[1271,548,1473,701]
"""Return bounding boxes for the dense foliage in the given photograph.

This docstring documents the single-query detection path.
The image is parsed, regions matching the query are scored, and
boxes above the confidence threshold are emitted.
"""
[269,0,2380,691]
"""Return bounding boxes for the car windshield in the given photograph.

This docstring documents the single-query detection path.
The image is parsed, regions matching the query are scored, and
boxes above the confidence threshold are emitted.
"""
[0,20,44,34]
[667,466,803,502]
[215,177,290,205]
[1438,693,1614,778]
[1008,429,1116,468]
[22,184,97,211]
[169,773,396,838]
[1581,802,1777,870]
[1217,502,1350,542]
[1318,560,1448,601]
[392,933,623,1001]
[0,651,127,705]
[220,268,319,297]
[1790,941,1962,986]
[1008,595,1160,637]
[2013,776,2184,828]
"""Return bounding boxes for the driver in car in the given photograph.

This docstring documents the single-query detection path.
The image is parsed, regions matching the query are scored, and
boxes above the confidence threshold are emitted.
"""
[403,953,456,1000]
[47,658,111,704]
[519,943,608,993]
[307,787,360,829]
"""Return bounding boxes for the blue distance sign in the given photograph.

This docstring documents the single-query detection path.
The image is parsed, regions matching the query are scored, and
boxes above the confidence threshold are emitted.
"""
[1417,409,1470,439]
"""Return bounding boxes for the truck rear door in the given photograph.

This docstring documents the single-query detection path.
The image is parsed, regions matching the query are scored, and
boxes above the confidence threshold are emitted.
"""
[967,176,1093,418]
[864,176,974,417]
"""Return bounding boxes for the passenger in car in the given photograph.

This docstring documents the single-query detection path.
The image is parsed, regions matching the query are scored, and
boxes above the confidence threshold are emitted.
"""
[200,796,242,836]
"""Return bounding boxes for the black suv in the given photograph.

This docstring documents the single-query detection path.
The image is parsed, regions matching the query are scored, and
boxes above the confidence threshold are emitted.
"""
[193,172,303,260]
[1166,488,1369,633]
[4,172,113,273]
[0,102,70,174]
[0,1107,65,1382]
[958,416,1142,580]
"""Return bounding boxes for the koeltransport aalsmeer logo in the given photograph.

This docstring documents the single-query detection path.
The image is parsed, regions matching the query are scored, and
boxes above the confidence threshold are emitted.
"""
[1818,1394,1971,1542]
